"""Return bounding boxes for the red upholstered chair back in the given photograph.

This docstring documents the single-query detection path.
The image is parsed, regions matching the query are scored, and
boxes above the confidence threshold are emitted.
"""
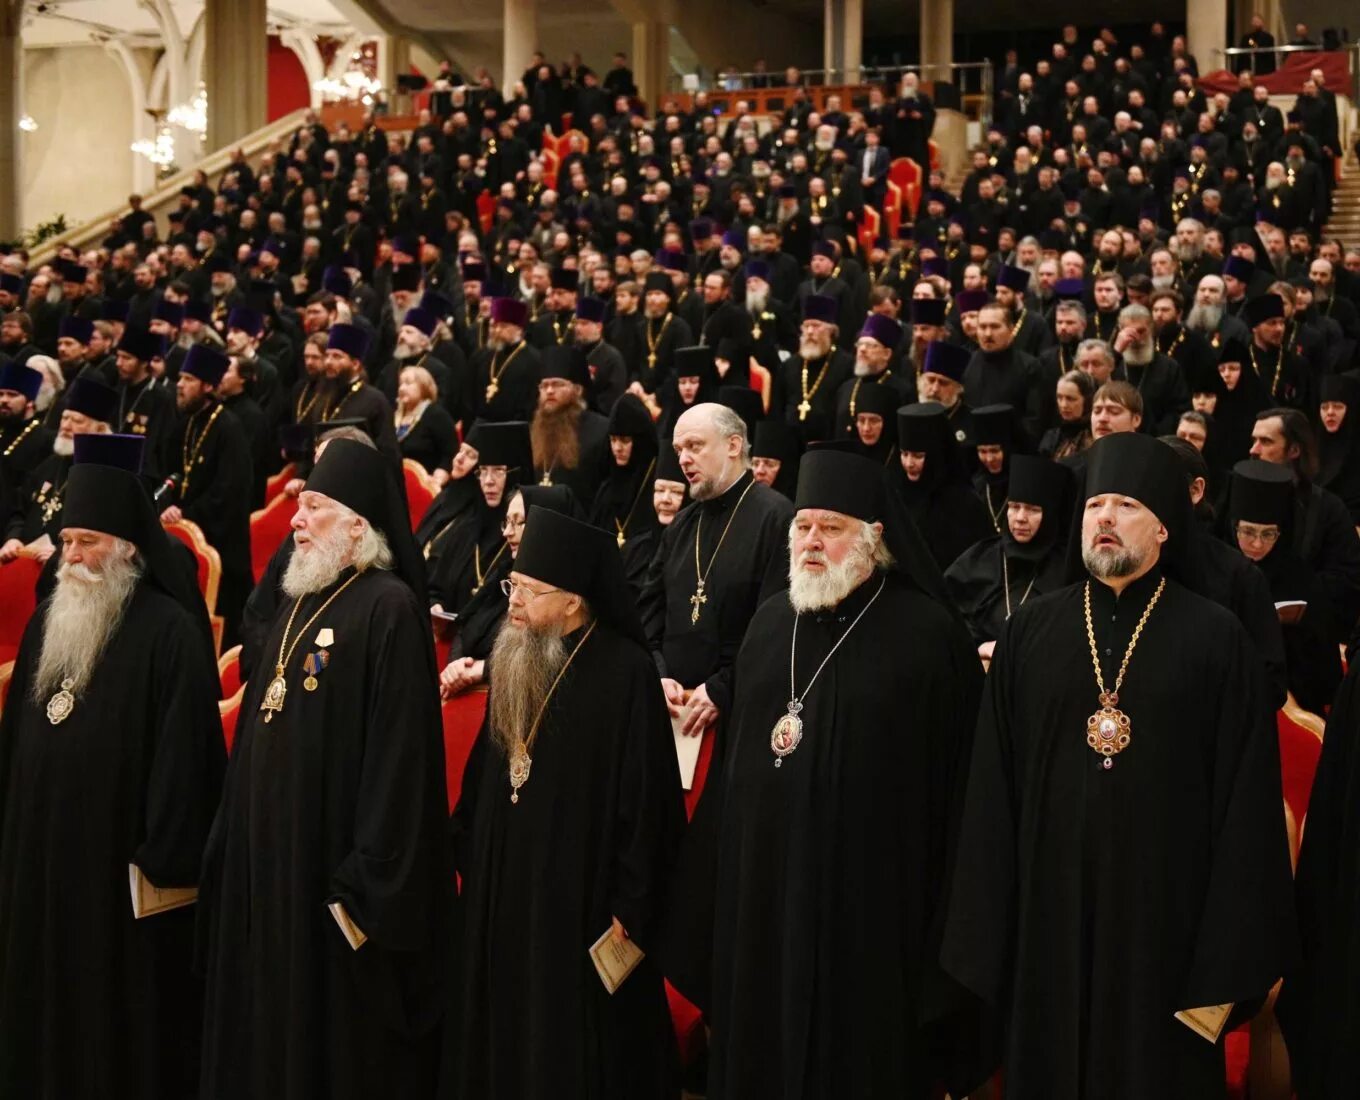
[217,645,243,700]
[887,157,923,221]
[475,191,496,235]
[0,660,13,722]
[402,459,438,530]
[0,557,42,668]
[250,493,297,584]
[264,463,297,505]
[441,688,489,813]
[219,685,245,755]
[1277,694,1325,865]
[748,362,772,415]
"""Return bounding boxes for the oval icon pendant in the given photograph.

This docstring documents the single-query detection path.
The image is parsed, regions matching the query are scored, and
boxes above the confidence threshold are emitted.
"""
[771,707,804,767]
[1086,701,1131,768]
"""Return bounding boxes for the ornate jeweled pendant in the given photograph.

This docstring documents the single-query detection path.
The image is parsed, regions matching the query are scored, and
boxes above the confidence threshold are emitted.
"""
[46,679,76,726]
[771,702,804,767]
[1086,692,1131,770]
[260,674,288,723]
[509,744,532,803]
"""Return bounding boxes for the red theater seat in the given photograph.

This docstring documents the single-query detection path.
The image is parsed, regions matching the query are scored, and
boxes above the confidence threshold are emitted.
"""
[441,688,489,813]
[0,556,42,668]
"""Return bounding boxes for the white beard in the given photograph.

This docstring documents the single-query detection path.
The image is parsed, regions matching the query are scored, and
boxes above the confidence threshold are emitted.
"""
[746,289,768,313]
[53,435,74,456]
[799,338,830,361]
[283,526,354,597]
[788,539,875,613]
[32,553,141,702]
[1151,274,1175,290]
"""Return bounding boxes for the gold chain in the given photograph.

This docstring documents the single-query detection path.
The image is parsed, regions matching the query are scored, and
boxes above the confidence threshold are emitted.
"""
[2,418,39,458]
[274,572,362,681]
[1002,553,1037,620]
[694,478,757,592]
[486,340,525,394]
[508,620,598,802]
[613,456,655,547]
[800,355,832,406]
[473,539,508,593]
[1083,577,1166,701]
[323,377,364,422]
[180,402,223,496]
[645,312,672,369]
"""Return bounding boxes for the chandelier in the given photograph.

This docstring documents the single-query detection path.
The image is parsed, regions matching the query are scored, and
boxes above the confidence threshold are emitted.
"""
[18,115,37,132]
[131,125,177,170]
[168,85,208,135]
[313,50,383,105]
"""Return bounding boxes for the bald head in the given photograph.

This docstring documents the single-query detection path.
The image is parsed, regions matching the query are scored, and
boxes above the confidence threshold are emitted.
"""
[673,402,750,500]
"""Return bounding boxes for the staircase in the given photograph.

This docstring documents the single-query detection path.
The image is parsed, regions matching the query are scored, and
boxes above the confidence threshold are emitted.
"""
[1324,157,1360,244]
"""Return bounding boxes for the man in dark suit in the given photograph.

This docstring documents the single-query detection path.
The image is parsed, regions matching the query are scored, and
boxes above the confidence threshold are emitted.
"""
[1237,13,1277,75]
[858,130,892,209]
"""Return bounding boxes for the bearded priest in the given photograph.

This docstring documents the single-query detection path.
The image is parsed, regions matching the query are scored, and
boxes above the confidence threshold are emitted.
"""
[444,505,686,1099]
[665,447,987,1099]
[198,439,450,1100]
[0,432,224,1098]
[942,430,1297,1100]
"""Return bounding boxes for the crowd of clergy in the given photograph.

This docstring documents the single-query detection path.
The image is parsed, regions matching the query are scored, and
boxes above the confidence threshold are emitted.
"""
[2,16,1360,1100]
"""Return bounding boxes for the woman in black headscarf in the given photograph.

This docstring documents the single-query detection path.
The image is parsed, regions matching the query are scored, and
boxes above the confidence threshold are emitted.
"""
[1207,338,1270,465]
[887,401,994,570]
[1226,457,1342,712]
[657,345,719,444]
[427,422,532,615]
[1315,373,1360,524]
[1038,370,1095,460]
[969,403,1015,536]
[850,381,900,467]
[945,453,1074,652]
[590,393,660,593]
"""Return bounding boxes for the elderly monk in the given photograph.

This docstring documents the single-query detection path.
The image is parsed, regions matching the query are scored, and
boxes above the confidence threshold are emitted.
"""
[198,439,449,1099]
[943,431,1297,1100]
[444,506,685,1099]
[665,447,985,1099]
[0,432,223,1098]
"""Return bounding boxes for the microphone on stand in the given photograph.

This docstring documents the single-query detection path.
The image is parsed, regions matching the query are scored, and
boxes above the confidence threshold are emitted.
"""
[153,472,182,502]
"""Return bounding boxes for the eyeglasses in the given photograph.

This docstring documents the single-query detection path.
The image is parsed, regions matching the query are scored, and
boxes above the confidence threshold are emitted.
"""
[500,578,561,601]
[1236,524,1281,544]
[500,515,526,533]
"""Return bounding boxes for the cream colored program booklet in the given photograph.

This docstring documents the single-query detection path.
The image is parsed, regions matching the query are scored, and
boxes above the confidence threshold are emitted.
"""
[588,926,645,994]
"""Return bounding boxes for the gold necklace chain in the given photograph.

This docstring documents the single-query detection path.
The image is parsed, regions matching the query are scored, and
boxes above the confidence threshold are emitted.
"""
[181,402,223,496]
[485,340,525,401]
[508,620,598,803]
[614,456,656,547]
[323,377,364,421]
[260,571,362,724]
[690,477,757,624]
[2,418,39,458]
[1083,576,1166,701]
[798,350,835,421]
[645,312,672,370]
[1002,553,1037,619]
[474,539,508,593]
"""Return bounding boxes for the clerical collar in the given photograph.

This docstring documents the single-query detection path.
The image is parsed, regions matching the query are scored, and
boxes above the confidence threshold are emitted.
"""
[702,468,754,513]
[1087,563,1164,613]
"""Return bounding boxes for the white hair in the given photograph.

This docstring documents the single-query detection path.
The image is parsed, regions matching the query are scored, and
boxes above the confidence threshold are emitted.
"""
[786,518,892,612]
[33,540,142,702]
[283,503,392,597]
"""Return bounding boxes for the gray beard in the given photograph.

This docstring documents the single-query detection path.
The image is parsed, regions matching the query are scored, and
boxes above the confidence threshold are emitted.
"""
[1082,542,1141,579]
[1123,341,1155,367]
[1186,303,1223,332]
[33,555,142,702]
[745,289,768,313]
[282,528,353,597]
[1151,274,1175,290]
[52,435,74,456]
[488,621,567,756]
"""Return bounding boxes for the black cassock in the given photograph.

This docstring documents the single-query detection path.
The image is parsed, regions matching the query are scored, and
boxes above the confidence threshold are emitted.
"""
[639,470,793,718]
[942,570,1297,1100]
[198,569,450,1099]
[945,535,1068,645]
[443,624,686,1099]
[1278,663,1360,1098]
[670,575,984,1099]
[175,402,254,642]
[0,583,225,1098]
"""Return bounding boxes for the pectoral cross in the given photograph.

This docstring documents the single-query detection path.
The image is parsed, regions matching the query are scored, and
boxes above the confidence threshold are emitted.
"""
[485,381,499,401]
[797,400,811,421]
[690,580,707,624]
[647,352,657,369]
